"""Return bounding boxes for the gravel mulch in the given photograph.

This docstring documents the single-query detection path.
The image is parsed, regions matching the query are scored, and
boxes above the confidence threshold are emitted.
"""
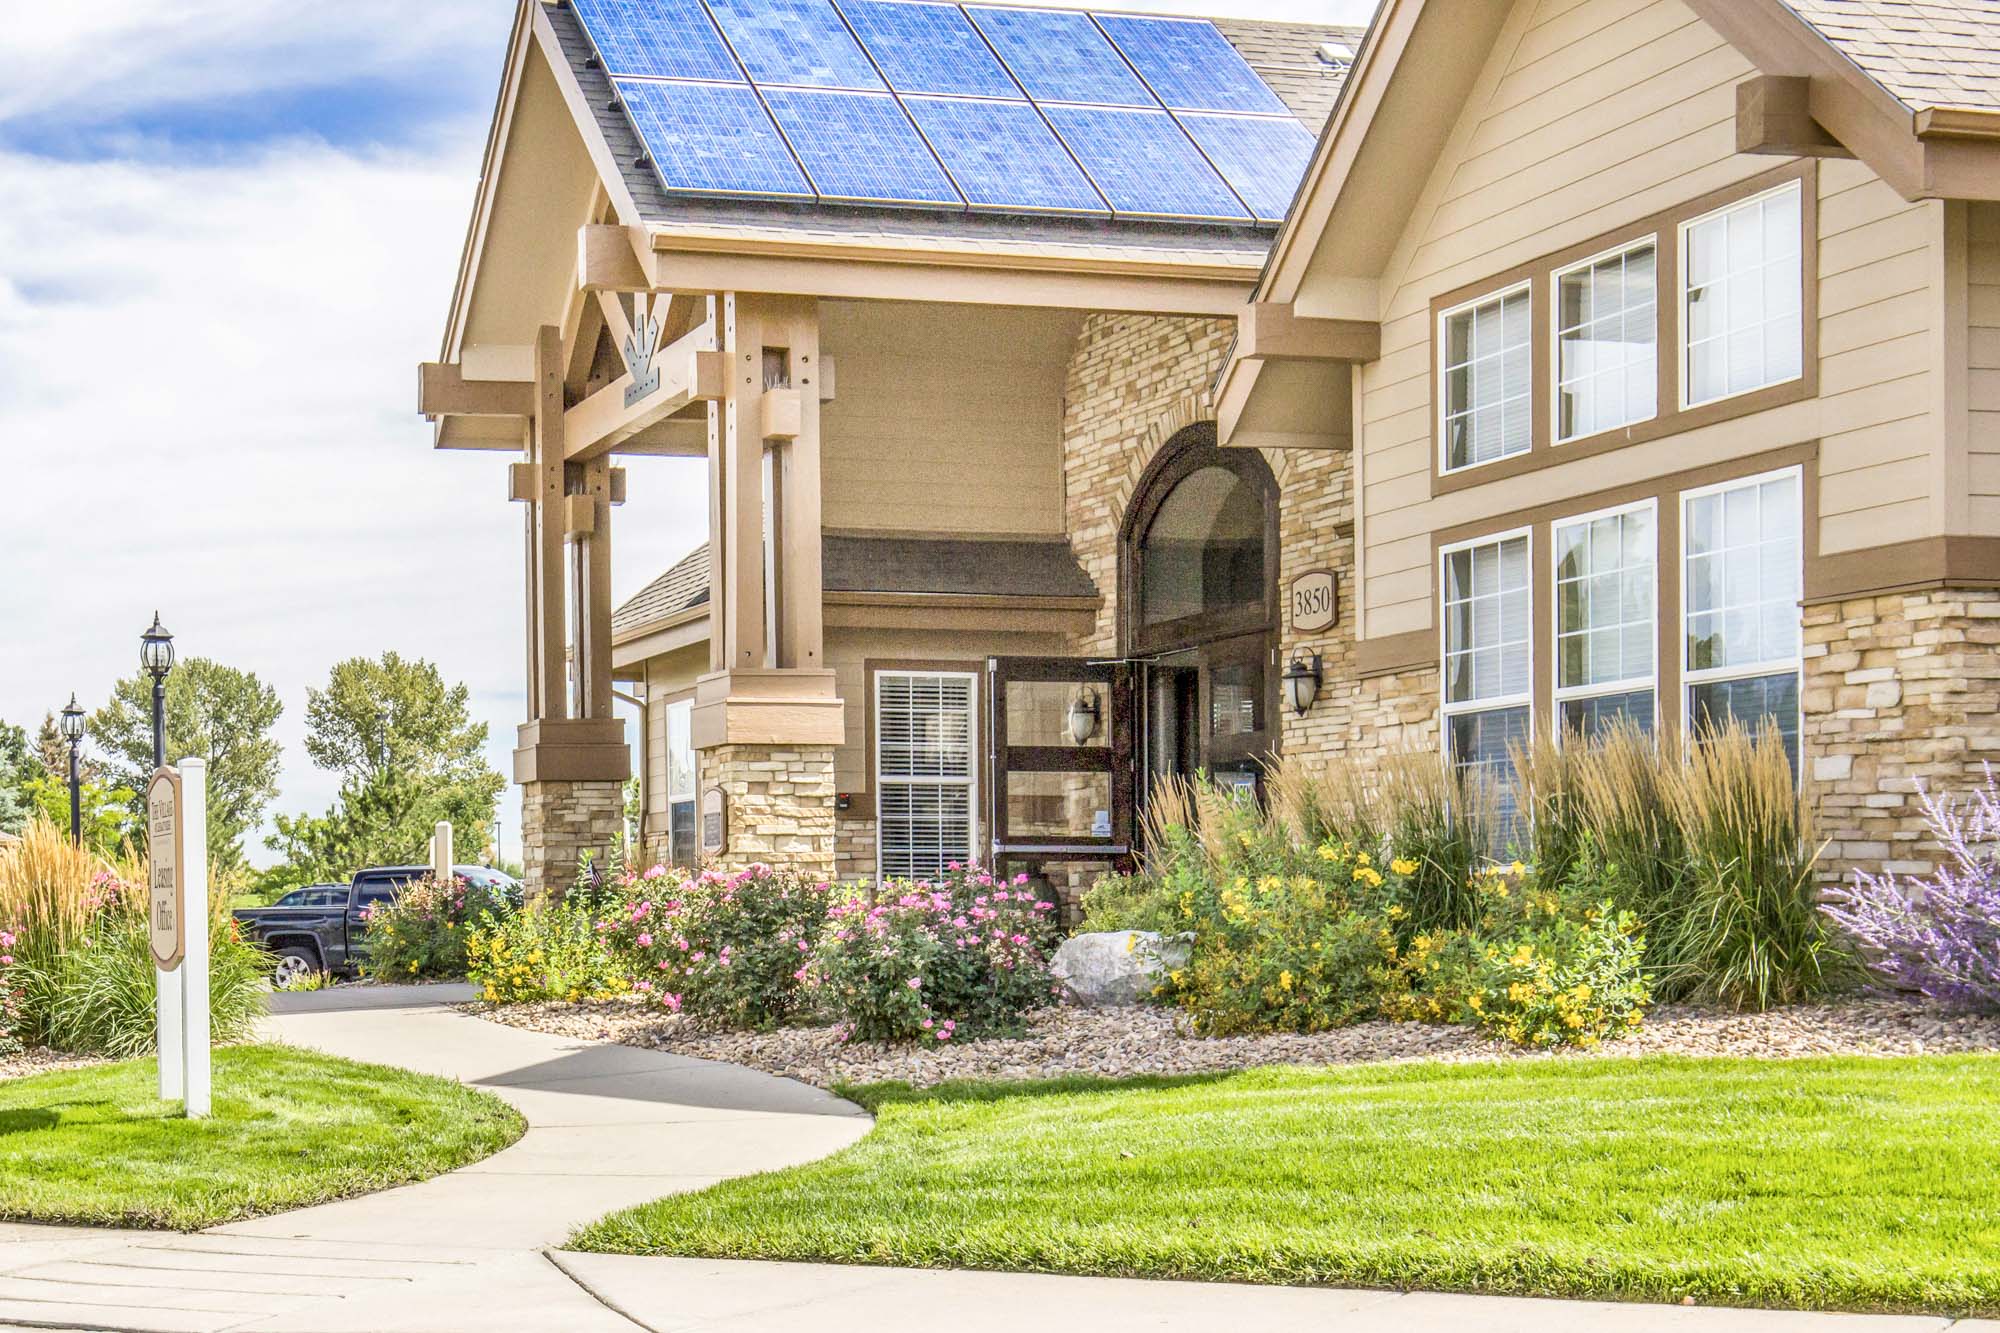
[465,995,2000,1093]
[0,1048,105,1082]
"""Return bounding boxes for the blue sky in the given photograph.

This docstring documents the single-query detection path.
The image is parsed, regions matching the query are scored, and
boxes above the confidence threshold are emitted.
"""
[0,0,1374,867]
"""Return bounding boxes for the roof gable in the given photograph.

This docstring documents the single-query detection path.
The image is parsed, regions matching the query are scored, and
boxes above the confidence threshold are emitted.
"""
[1780,0,2000,115]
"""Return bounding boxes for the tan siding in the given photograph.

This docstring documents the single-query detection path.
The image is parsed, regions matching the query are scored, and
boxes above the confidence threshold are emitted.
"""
[1970,202,2000,524]
[1345,0,1941,639]
[820,302,1076,537]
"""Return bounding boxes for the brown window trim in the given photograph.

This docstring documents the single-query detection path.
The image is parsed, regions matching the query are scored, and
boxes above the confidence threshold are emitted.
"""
[856,658,987,822]
[1426,441,1819,738]
[1430,159,1819,497]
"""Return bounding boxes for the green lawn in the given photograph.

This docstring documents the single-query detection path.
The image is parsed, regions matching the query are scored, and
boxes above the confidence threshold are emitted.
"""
[572,1055,2000,1314]
[0,1044,523,1229]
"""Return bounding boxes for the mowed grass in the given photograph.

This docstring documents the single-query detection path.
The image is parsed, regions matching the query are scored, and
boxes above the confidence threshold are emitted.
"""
[0,1044,523,1229]
[572,1055,2000,1314]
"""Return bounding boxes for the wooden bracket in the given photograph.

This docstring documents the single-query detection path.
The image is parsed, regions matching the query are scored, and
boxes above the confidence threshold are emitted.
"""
[563,494,596,537]
[420,363,537,419]
[759,387,802,441]
[609,467,627,505]
[1736,76,1851,158]
[507,461,536,503]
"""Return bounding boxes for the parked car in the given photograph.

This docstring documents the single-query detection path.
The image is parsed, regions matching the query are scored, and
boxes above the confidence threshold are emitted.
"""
[236,864,522,985]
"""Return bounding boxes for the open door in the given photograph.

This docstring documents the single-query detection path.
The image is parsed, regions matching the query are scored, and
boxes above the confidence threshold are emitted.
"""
[986,656,1135,871]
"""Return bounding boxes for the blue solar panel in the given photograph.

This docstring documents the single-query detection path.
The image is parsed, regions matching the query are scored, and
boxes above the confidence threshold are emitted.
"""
[572,0,742,82]
[703,0,884,88]
[1043,104,1247,220]
[906,96,1106,215]
[836,0,1020,98]
[1095,14,1288,114]
[1178,112,1315,222]
[763,88,962,205]
[616,79,813,198]
[966,6,1154,106]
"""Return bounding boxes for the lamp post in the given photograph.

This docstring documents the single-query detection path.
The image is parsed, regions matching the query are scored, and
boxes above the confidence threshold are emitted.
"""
[140,612,175,770]
[59,694,85,844]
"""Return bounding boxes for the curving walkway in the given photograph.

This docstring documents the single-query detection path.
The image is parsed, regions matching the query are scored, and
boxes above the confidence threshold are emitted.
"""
[0,987,868,1332]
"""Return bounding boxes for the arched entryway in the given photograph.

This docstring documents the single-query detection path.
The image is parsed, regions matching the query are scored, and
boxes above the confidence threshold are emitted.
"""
[1118,423,1280,802]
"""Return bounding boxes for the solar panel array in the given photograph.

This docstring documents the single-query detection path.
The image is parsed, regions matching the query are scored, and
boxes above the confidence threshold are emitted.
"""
[568,0,1318,224]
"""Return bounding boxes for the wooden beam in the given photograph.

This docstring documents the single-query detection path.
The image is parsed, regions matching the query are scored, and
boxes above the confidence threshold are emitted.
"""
[419,363,536,419]
[1736,75,1851,159]
[563,320,725,461]
[1236,303,1380,362]
[578,223,655,292]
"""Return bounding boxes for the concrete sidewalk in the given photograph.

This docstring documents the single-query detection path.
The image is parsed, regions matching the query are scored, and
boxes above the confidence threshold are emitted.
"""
[0,988,867,1331]
[1,991,1991,1332]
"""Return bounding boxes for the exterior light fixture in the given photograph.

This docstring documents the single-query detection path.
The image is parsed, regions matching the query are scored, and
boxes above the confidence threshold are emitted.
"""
[1282,650,1323,717]
[140,612,175,771]
[1066,690,1102,745]
[59,694,86,844]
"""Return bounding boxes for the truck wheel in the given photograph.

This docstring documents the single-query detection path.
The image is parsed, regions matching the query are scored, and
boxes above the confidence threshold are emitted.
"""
[271,946,322,989]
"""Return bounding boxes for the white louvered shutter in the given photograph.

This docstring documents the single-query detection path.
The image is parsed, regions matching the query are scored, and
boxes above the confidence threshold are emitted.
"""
[876,671,976,881]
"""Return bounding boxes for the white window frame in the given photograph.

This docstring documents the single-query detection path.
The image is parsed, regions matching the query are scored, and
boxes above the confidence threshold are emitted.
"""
[1437,280,1533,476]
[1437,525,1534,763]
[1677,465,1804,752]
[1549,498,1658,744]
[1550,237,1660,445]
[663,695,697,868]
[874,669,978,883]
[1677,179,1805,412]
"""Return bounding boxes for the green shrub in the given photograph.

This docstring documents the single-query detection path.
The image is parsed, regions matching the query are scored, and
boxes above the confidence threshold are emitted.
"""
[814,867,1060,1042]
[601,863,834,1027]
[1076,873,1181,935]
[362,875,511,981]
[0,925,22,1057]
[469,896,625,1004]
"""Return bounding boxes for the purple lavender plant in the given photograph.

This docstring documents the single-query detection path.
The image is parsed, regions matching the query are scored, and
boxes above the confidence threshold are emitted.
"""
[1823,768,2000,1012]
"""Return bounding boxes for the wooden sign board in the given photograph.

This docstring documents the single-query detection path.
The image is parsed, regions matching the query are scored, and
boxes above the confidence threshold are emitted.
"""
[700,786,727,858]
[1289,569,1338,634]
[147,768,186,971]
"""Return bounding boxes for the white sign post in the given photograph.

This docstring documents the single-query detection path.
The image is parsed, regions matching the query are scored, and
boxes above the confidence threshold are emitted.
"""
[148,759,210,1118]
[431,820,453,885]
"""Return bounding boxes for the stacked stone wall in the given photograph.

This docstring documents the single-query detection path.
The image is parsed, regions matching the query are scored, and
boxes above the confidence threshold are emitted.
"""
[703,744,837,881]
[520,780,624,900]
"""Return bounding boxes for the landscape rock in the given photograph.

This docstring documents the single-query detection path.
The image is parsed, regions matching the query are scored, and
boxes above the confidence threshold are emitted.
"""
[1050,930,1190,1007]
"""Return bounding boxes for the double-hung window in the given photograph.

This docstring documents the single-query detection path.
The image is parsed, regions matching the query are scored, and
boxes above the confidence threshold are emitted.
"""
[1441,531,1532,784]
[1682,181,1803,408]
[1555,241,1657,441]
[1553,502,1656,739]
[664,698,697,869]
[876,670,976,880]
[1682,470,1802,767]
[1440,284,1531,472]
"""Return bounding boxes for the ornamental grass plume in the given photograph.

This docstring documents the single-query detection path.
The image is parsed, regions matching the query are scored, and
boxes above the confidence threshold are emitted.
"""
[1824,769,2000,1012]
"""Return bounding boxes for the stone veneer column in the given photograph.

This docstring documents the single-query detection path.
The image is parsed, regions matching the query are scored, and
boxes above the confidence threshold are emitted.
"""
[1803,588,2000,881]
[519,779,625,899]
[704,744,837,881]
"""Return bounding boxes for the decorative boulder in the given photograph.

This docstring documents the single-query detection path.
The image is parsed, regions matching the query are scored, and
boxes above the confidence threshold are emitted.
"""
[1051,931,1191,1007]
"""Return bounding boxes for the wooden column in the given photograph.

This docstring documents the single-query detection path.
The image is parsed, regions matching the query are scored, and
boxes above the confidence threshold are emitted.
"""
[713,293,768,672]
[770,297,824,670]
[578,456,614,719]
[530,324,567,721]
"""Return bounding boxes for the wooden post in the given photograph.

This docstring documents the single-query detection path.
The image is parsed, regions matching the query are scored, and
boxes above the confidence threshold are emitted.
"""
[773,297,823,670]
[582,457,614,718]
[432,820,453,885]
[715,293,768,671]
[531,325,568,722]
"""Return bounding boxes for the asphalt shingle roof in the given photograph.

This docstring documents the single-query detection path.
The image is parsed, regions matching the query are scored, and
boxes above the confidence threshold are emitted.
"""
[613,534,1099,637]
[1782,0,2000,113]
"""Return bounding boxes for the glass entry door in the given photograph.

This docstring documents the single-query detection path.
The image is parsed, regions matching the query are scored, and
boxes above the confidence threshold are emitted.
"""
[1139,630,1275,802]
[986,656,1135,866]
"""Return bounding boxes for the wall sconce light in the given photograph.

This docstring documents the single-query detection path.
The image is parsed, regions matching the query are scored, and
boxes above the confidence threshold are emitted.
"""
[1066,689,1102,745]
[1282,650,1322,717]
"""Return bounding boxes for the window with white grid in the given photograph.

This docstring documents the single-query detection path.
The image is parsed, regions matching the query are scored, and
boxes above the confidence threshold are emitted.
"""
[1553,502,1656,740]
[1555,241,1657,442]
[875,671,976,881]
[1440,284,1532,472]
[1683,469,1802,768]
[1682,181,1803,408]
[1441,531,1532,789]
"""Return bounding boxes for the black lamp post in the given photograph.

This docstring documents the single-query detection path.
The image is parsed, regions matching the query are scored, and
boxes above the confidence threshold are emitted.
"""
[140,612,175,770]
[58,694,85,844]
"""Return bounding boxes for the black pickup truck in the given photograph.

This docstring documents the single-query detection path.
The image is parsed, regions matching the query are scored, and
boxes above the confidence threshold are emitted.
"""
[235,864,521,985]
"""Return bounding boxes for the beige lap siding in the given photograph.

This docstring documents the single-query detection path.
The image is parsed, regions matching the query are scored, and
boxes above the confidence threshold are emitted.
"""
[1353,0,1942,644]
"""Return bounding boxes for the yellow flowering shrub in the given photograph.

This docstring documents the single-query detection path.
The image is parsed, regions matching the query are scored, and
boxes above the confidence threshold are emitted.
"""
[468,897,625,1005]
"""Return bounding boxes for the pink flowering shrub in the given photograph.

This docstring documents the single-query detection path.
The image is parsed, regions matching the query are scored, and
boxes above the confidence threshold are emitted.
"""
[0,925,22,1057]
[600,863,833,1028]
[813,865,1059,1043]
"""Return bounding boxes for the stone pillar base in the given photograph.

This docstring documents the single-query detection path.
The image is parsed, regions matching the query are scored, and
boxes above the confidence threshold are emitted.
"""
[521,779,625,900]
[702,744,836,881]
